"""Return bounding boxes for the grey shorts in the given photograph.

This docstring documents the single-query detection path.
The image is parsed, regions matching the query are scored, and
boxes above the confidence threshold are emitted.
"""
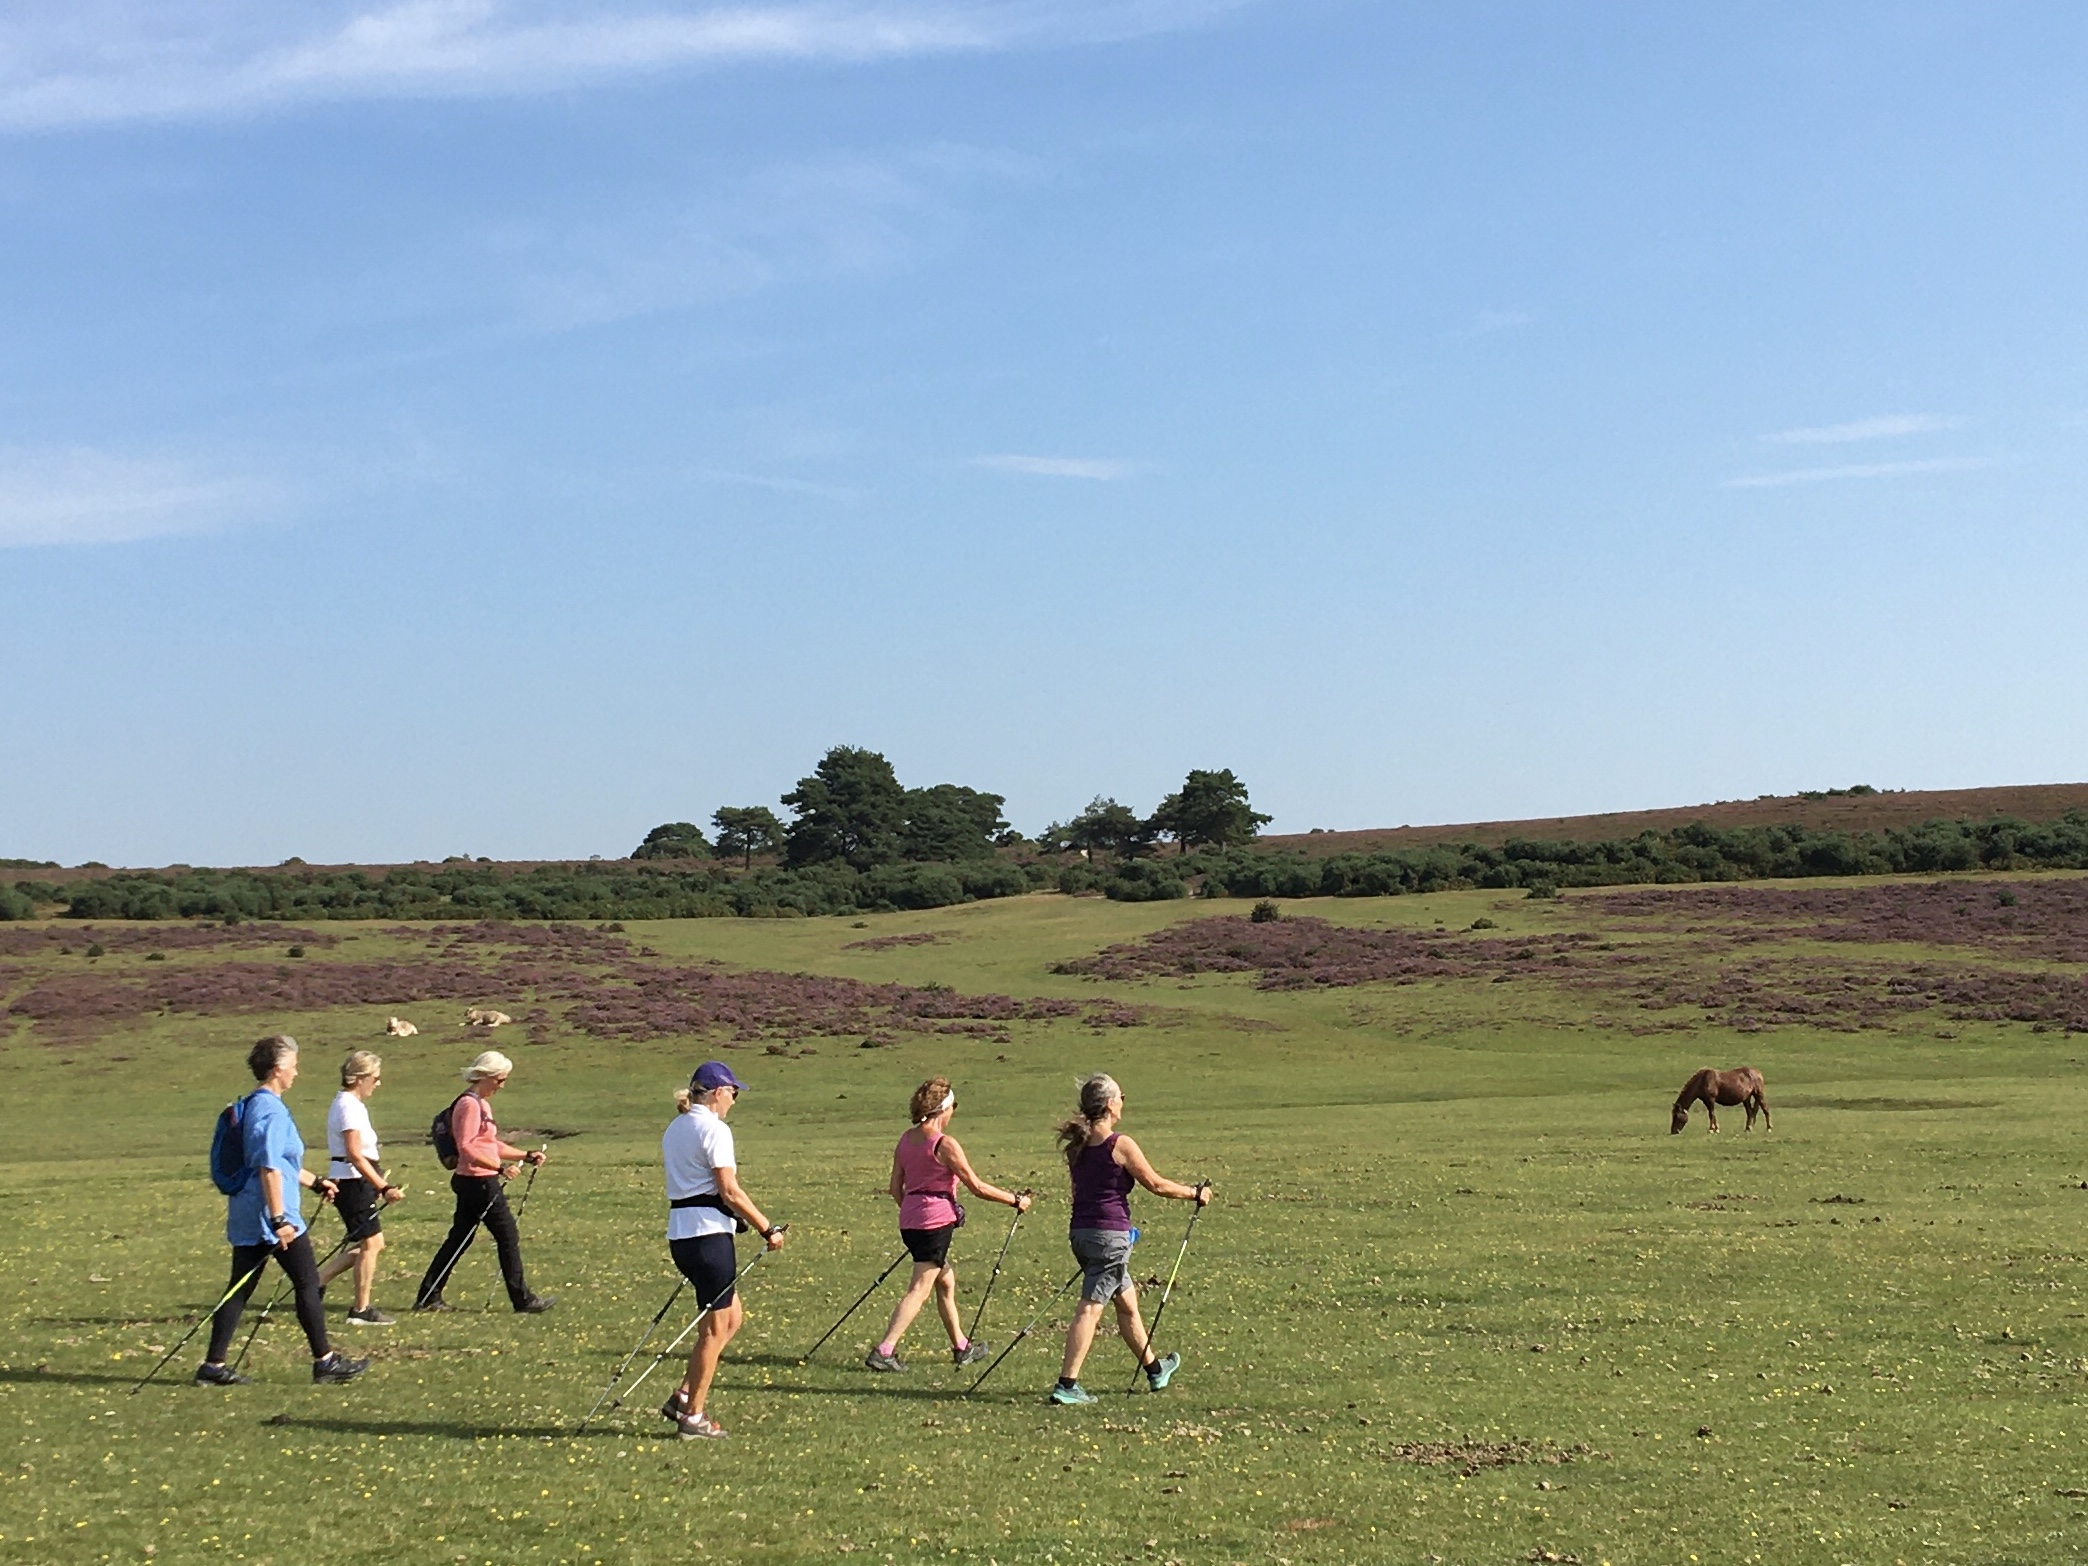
[1070,1227,1134,1304]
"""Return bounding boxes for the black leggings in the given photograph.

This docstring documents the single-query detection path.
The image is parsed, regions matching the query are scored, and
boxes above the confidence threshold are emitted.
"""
[204,1232,329,1364]
[417,1175,532,1308]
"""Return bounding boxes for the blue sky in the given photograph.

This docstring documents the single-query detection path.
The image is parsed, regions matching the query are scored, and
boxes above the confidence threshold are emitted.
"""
[4,1,2086,865]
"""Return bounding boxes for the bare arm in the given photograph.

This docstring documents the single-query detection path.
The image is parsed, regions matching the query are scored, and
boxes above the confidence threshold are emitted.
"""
[714,1165,786,1249]
[937,1135,1031,1211]
[1113,1136,1211,1204]
[888,1145,906,1205]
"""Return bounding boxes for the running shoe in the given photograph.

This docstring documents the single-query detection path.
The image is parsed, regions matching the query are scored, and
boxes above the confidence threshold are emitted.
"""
[952,1340,991,1367]
[863,1349,906,1373]
[192,1363,250,1387]
[1144,1351,1180,1391]
[346,1306,396,1327]
[411,1297,453,1313]
[514,1294,557,1314]
[676,1412,728,1440]
[660,1388,690,1426]
[1049,1381,1096,1406]
[312,1352,370,1384]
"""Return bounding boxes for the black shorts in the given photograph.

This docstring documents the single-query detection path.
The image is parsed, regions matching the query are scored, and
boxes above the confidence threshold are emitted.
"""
[334,1178,383,1243]
[670,1234,740,1310]
[901,1225,956,1268]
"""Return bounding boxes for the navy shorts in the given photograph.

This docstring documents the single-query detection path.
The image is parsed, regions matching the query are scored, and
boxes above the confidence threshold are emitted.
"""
[670,1234,740,1309]
[901,1225,956,1268]
[334,1178,383,1243]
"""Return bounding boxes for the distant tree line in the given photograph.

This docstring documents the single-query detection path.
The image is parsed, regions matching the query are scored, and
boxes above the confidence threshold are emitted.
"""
[1060,812,2088,903]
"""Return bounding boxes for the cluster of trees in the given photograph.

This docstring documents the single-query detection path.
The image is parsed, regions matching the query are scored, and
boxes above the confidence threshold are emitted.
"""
[1034,770,1270,860]
[632,748,1016,872]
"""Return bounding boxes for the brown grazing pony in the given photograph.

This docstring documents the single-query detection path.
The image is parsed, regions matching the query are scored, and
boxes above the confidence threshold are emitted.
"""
[1671,1067,1770,1134]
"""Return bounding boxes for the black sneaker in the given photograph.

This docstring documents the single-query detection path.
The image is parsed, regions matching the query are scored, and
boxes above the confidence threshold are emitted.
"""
[193,1362,250,1387]
[312,1352,369,1384]
[411,1298,453,1313]
[660,1388,690,1426]
[514,1294,556,1314]
[346,1306,396,1327]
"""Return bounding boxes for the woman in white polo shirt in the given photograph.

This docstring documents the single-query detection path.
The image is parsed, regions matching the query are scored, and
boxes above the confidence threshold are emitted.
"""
[316,1051,403,1326]
[660,1060,786,1440]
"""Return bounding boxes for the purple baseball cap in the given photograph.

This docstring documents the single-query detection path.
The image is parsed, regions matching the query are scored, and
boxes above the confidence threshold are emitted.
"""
[692,1060,747,1092]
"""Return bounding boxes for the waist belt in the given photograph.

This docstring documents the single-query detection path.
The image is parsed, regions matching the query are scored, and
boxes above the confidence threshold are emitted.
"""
[670,1192,746,1232]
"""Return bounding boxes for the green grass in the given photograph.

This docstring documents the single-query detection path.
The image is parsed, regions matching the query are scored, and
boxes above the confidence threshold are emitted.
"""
[5,888,2088,1565]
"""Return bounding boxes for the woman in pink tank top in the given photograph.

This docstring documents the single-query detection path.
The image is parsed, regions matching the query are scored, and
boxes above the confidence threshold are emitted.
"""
[865,1076,1032,1373]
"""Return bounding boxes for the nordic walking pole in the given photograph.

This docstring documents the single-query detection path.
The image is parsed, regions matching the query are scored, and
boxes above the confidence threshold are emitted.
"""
[573,1279,686,1436]
[130,1257,271,1394]
[601,1238,782,1429]
[966,1192,1032,1344]
[230,1229,353,1375]
[481,1146,546,1311]
[1128,1183,1208,1391]
[799,1247,911,1363]
[964,1267,1083,1396]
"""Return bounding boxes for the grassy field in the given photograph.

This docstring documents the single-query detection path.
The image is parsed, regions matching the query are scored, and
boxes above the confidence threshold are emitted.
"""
[5,883,2088,1566]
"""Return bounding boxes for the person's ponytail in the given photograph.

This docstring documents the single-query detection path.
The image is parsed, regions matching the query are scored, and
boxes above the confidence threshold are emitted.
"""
[1057,1073,1121,1166]
[674,1086,696,1114]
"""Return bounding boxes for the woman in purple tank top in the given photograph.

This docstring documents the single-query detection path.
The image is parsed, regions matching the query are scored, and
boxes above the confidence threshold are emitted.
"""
[1051,1073,1211,1406]
[864,1076,1032,1373]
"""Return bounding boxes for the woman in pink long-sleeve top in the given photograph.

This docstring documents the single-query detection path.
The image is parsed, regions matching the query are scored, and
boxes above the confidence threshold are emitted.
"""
[413,1051,554,1314]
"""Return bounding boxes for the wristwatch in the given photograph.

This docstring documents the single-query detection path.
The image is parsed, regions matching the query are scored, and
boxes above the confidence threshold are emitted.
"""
[268,1213,292,1230]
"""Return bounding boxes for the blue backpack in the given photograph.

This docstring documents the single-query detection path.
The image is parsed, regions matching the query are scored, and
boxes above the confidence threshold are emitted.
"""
[210,1092,260,1195]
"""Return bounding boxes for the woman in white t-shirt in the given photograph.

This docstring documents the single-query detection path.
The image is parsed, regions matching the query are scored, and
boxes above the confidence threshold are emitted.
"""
[659,1060,786,1440]
[317,1051,404,1325]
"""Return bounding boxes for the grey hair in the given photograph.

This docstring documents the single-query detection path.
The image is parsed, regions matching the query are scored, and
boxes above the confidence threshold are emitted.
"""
[1055,1073,1123,1165]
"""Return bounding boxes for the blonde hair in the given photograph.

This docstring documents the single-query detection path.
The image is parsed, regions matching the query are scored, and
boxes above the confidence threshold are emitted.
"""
[340,1050,382,1088]
[463,1050,513,1082]
[910,1077,954,1125]
[1055,1073,1122,1166]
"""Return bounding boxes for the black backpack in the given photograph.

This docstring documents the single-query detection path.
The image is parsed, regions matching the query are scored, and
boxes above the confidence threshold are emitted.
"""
[430,1094,467,1170]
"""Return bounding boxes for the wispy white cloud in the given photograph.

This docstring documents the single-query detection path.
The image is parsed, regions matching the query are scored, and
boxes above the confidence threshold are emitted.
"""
[0,1,1242,130]
[1765,413,1964,445]
[971,453,1138,480]
[0,447,280,547]
[1721,456,1990,490]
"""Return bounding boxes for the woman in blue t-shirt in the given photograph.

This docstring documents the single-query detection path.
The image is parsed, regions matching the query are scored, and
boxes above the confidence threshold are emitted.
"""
[195,1035,368,1387]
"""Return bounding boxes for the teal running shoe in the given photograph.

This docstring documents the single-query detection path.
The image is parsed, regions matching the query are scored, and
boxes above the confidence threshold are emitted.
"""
[1145,1351,1180,1390]
[1049,1381,1097,1405]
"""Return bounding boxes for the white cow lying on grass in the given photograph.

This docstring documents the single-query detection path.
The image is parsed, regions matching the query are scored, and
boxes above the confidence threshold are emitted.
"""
[385,1017,419,1037]
[465,1008,512,1027]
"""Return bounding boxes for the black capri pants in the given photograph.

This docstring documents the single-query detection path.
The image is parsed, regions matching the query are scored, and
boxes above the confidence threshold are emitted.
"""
[204,1232,330,1364]
[670,1234,740,1309]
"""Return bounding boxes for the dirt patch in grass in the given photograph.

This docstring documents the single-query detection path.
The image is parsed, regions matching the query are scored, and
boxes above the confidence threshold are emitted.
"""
[842,931,958,952]
[1376,1439,1602,1475]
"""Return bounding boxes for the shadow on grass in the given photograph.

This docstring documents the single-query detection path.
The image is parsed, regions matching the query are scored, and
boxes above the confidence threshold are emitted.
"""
[0,1365,140,1387]
[260,1415,574,1440]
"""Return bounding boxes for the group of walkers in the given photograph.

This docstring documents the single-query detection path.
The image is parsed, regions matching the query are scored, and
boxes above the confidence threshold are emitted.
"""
[184,1034,1213,1439]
